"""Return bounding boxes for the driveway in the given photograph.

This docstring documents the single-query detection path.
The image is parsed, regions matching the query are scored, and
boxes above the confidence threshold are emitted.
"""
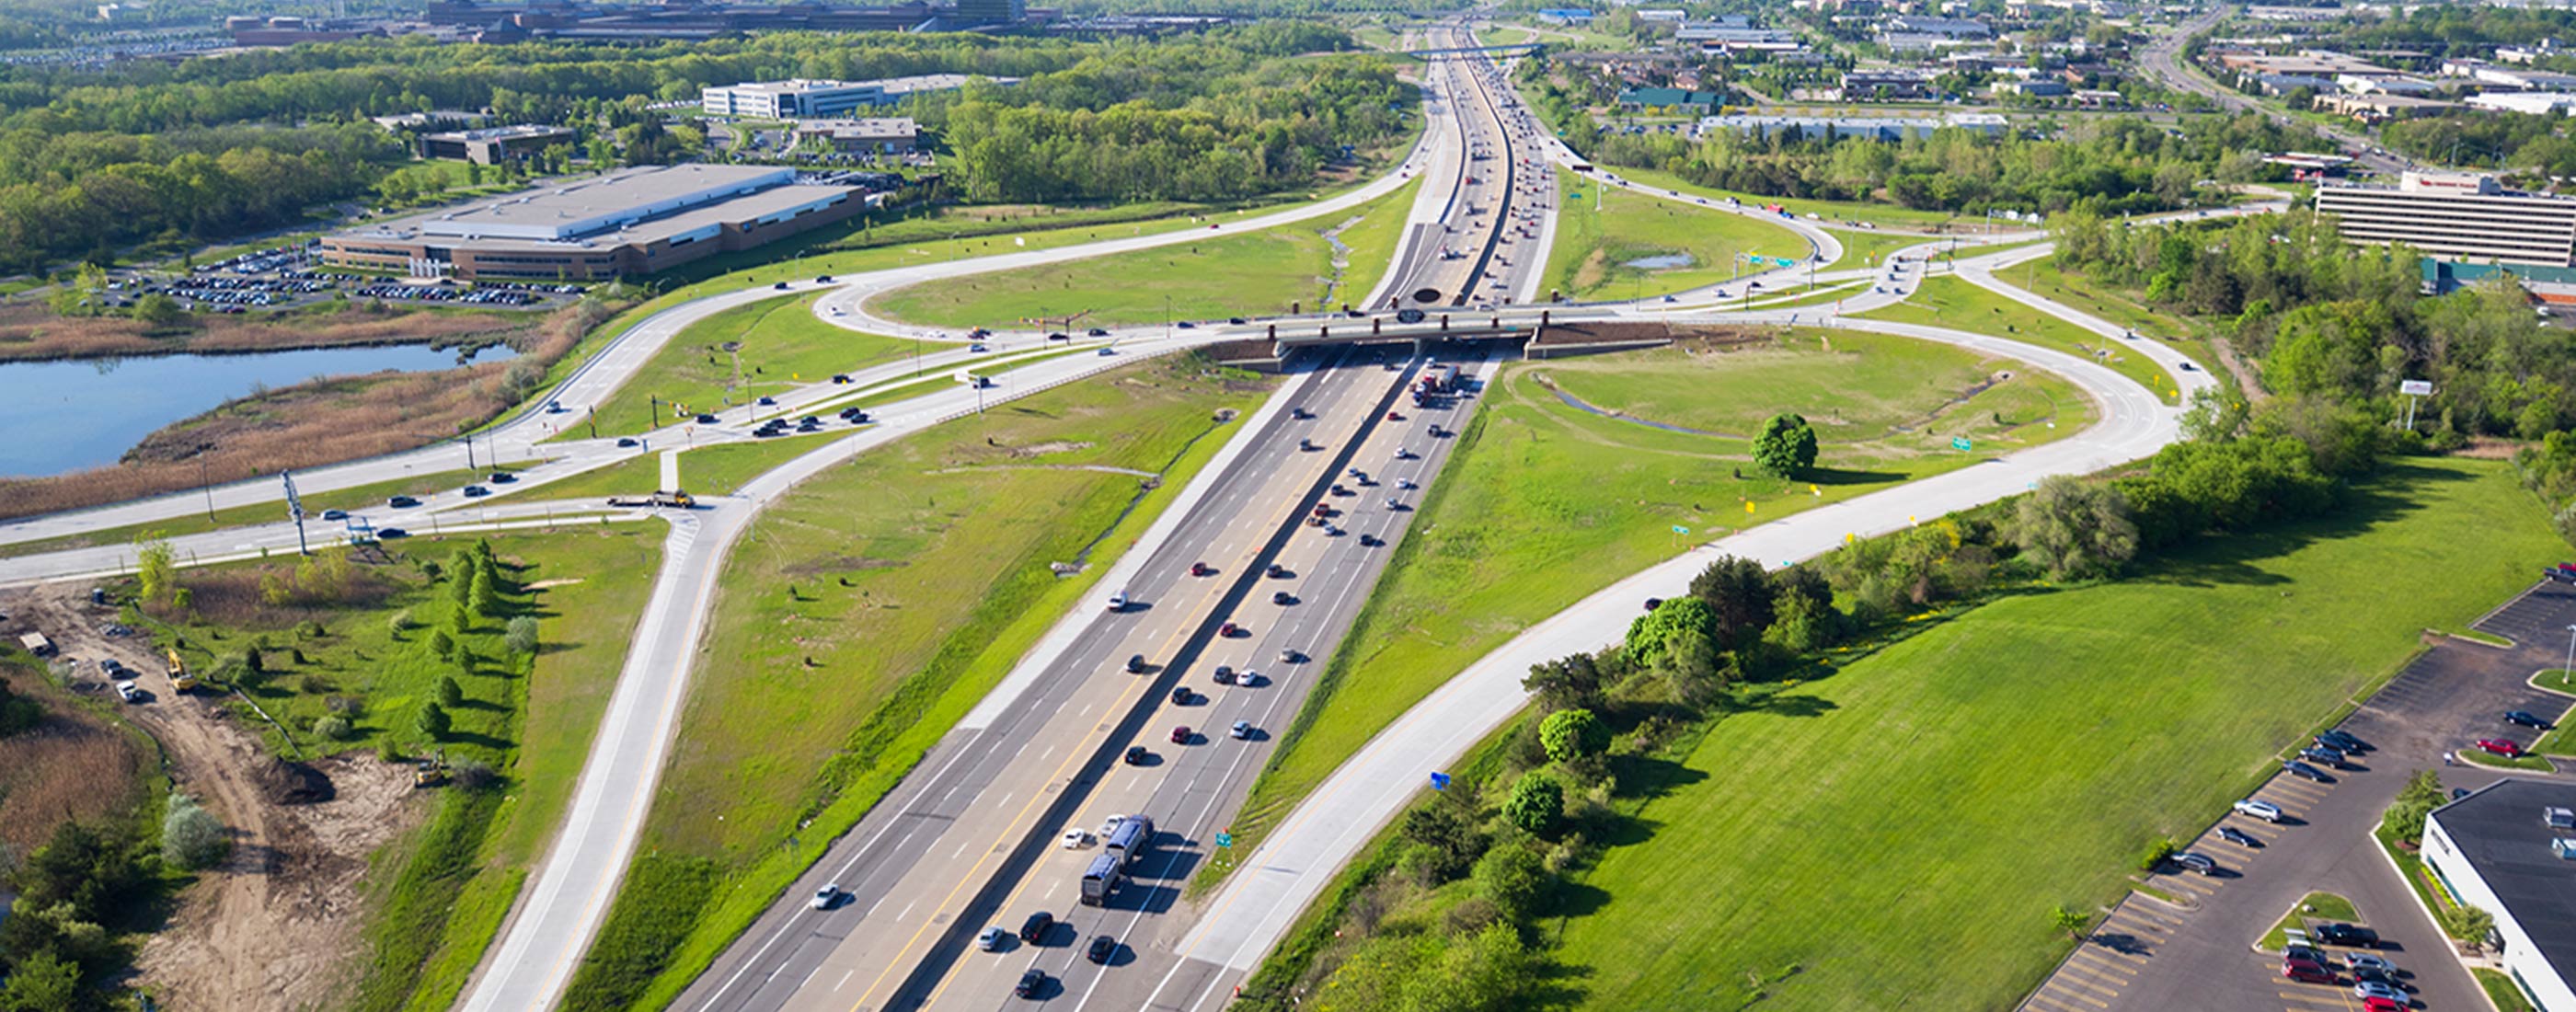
[2021,581,2576,1012]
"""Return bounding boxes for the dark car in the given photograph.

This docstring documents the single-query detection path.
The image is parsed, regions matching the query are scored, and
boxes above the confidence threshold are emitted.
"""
[1169,725,1191,744]
[387,495,420,508]
[320,509,349,521]
[489,472,517,484]
[1125,653,1147,673]
[1015,969,1045,998]
[1272,591,1294,605]
[1122,745,1148,765]
[2320,730,2368,753]
[2315,923,2381,948]
[772,281,789,291]
[696,413,719,424]
[1170,686,1190,705]
[1046,332,1070,341]
[1019,911,1054,944]
[616,437,640,448]
[2285,761,2334,782]
[1087,328,1109,337]
[1213,665,1236,685]
[2300,746,2348,768]
[462,485,489,498]
[2220,826,2260,847]
[1265,564,1288,579]
[2508,710,2555,730]
[376,527,409,539]
[815,274,834,283]
[2282,959,2337,984]
[1227,316,1247,325]
[1087,934,1116,964]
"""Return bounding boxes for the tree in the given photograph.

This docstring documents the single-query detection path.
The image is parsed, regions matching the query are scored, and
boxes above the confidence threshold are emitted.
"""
[1540,708,1610,765]
[505,615,540,655]
[427,627,454,661]
[2385,769,2447,843]
[415,701,451,740]
[1625,596,1716,664]
[136,531,176,604]
[449,563,474,608]
[1400,802,1485,881]
[1752,412,1819,477]
[2051,903,2092,941]
[1470,844,1553,924]
[2010,476,2139,580]
[133,292,185,326]
[1689,555,1778,649]
[1523,652,1605,712]
[161,793,229,870]
[470,569,500,616]
[1501,771,1563,835]
[435,674,464,708]
[1402,922,1540,1012]
[2446,903,2496,942]
[0,949,80,1012]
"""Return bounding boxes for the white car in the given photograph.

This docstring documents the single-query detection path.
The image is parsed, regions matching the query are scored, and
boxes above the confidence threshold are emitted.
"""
[2233,799,2283,822]
[1397,478,1419,490]
[1230,720,1252,740]
[1105,591,1129,612]
[112,680,140,703]
[1099,814,1125,840]
[810,884,838,910]
[2353,982,2405,1003]
[1060,829,1092,849]
[977,926,1009,951]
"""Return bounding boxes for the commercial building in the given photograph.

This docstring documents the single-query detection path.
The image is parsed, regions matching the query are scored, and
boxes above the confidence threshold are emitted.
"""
[2423,779,2576,1011]
[420,124,577,164]
[320,164,868,281]
[790,117,919,155]
[1617,87,1724,112]
[699,74,1009,119]
[2316,172,2576,268]
[954,0,1022,28]
[1695,111,2006,142]
[1673,26,1807,53]
[2469,91,2576,114]
[1841,67,1940,99]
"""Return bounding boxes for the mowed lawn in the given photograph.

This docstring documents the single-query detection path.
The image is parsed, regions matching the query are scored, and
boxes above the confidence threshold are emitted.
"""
[1545,167,1811,302]
[1554,457,2562,1011]
[583,293,915,437]
[1213,332,2085,880]
[1857,273,2181,404]
[870,179,1420,328]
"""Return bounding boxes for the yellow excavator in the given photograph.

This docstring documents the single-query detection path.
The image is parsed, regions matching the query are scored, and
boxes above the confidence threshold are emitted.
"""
[164,648,197,693]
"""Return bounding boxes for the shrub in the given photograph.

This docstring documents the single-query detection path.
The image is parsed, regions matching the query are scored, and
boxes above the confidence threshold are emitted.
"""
[1539,709,1610,765]
[435,675,464,708]
[1471,844,1554,924]
[161,793,229,870]
[415,701,451,740]
[505,615,540,655]
[312,715,353,742]
[451,757,500,791]
[1502,771,1564,836]
[2136,835,2179,872]
[388,608,416,636]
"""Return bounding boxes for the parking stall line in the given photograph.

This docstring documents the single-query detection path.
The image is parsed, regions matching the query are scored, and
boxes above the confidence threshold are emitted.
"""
[2043,984,2112,1009]
[2058,959,2131,988]
[2021,990,2088,1012]
[2103,914,2174,938]
[2050,972,2121,1000]
[2162,876,2216,896]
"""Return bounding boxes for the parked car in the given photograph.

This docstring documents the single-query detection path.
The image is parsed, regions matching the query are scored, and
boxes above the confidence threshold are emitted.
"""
[2233,799,2283,822]
[2220,826,2260,847]
[2353,982,2406,1004]
[2314,924,2380,949]
[2172,851,2217,875]
[2508,709,2555,730]
[2284,761,2333,782]
[2301,746,2351,768]
[2361,997,2406,1012]
[2476,738,2527,758]
[2281,959,2337,984]
[2320,730,2368,752]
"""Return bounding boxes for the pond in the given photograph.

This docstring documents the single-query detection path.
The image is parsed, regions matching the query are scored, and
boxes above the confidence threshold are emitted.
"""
[0,343,516,478]
[1623,253,1696,270]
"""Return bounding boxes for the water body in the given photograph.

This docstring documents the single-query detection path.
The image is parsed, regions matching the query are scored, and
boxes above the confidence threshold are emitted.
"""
[0,343,515,478]
[1623,253,1696,270]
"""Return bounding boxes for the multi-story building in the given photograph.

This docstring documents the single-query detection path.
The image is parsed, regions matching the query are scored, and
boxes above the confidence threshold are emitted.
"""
[700,75,1008,119]
[320,164,870,280]
[2423,780,2576,1012]
[954,0,1023,27]
[2315,172,2576,268]
[790,117,920,155]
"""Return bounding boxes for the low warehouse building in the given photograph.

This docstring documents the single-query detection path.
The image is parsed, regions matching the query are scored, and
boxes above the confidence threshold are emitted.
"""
[2423,778,2576,1011]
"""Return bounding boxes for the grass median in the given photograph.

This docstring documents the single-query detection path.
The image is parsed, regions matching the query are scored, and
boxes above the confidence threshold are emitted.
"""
[869,178,1420,329]
[1857,273,2183,404]
[564,353,1278,1012]
[1547,457,2558,1010]
[1545,167,1811,302]
[1203,329,2089,887]
[576,292,916,439]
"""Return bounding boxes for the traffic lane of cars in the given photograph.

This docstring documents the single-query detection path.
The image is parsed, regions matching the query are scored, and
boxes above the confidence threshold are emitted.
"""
[982,360,1476,1009]
[2049,604,2570,1012]
[735,359,1405,1012]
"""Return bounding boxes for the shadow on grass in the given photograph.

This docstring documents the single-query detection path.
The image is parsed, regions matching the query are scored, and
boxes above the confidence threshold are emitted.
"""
[1805,466,1911,487]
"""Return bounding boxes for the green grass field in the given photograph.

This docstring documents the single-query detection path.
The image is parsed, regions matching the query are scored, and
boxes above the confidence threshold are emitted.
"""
[1546,167,1810,302]
[144,526,662,1011]
[1205,332,2088,886]
[870,179,1420,328]
[579,293,916,438]
[1857,273,2182,404]
[2462,746,2553,771]
[2017,257,2227,374]
[1549,457,2560,1011]
[1607,166,1988,236]
[577,355,1277,1010]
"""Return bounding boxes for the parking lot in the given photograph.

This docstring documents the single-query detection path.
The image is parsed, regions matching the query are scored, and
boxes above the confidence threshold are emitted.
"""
[2019,581,2576,1012]
[94,243,583,314]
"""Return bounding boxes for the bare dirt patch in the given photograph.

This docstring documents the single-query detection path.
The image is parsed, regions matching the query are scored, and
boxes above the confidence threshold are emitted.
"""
[0,581,428,1012]
[522,578,587,590]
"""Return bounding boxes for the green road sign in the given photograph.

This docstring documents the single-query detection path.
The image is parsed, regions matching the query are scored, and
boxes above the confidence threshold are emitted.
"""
[1951,437,1972,451]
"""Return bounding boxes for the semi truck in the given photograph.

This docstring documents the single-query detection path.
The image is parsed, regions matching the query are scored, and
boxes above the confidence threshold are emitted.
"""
[1080,854,1124,907]
[605,489,694,508]
[1104,813,1155,868]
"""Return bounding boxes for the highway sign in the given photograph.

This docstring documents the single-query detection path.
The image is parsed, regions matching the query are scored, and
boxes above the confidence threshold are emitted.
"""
[1215,832,1234,848]
[1951,437,1972,451]
[2399,379,2433,396]
[1429,772,1452,791]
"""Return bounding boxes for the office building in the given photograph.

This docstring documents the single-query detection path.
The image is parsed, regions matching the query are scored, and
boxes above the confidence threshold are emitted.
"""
[791,117,919,155]
[954,0,1023,27]
[700,74,1009,119]
[2423,779,2576,1012]
[1695,111,2006,142]
[321,164,867,280]
[420,124,576,165]
[2316,172,2576,267]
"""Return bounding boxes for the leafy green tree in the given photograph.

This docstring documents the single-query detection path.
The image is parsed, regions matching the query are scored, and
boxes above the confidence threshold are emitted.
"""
[470,569,500,616]
[2446,903,2496,942]
[1470,845,1552,924]
[415,701,451,740]
[1501,771,1563,835]
[1522,652,1605,712]
[1689,555,1778,649]
[1625,596,1716,665]
[2051,903,2092,941]
[449,564,474,608]
[1399,803,1485,882]
[135,531,176,604]
[161,793,229,870]
[0,949,80,1012]
[1752,412,1819,477]
[505,615,540,655]
[0,674,42,738]
[2385,769,2447,843]
[427,627,454,661]
[2011,476,2139,580]
[435,674,464,708]
[133,292,185,326]
[1540,708,1611,765]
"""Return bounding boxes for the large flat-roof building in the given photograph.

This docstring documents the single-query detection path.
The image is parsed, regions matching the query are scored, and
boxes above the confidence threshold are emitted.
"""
[2424,779,2576,1011]
[2316,171,2576,268]
[420,124,576,165]
[320,164,867,281]
[1694,111,2006,142]
[700,74,1009,119]
[791,117,920,155]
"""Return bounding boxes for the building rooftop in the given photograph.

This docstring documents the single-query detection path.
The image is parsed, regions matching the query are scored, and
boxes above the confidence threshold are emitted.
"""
[793,117,920,138]
[2434,778,2576,981]
[336,164,857,253]
[422,123,574,143]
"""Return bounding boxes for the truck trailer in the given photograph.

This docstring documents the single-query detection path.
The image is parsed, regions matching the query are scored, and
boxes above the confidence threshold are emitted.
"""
[1079,854,1124,907]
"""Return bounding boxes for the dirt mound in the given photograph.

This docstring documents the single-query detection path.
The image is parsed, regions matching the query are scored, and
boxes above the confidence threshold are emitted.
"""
[252,758,335,805]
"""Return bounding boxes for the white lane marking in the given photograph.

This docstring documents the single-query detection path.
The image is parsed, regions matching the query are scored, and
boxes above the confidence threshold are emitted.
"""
[834,970,854,992]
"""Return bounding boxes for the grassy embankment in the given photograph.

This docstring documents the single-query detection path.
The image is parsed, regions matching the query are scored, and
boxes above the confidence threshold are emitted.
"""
[576,292,916,438]
[561,355,1278,1012]
[2016,256,2234,378]
[1543,167,1809,303]
[1203,329,2092,886]
[1547,457,2558,1010]
[1857,272,2183,404]
[142,526,663,1012]
[0,467,500,561]
[868,178,1421,329]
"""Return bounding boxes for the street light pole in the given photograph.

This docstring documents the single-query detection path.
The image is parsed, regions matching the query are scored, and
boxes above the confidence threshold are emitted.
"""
[2561,624,2574,682]
[198,444,216,521]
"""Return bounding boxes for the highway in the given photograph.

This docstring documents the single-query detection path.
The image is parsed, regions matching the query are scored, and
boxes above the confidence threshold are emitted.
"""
[679,25,1554,1012]
[2133,4,2407,176]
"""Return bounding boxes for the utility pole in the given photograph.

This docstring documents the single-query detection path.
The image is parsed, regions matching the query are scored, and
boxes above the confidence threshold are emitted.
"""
[198,445,216,521]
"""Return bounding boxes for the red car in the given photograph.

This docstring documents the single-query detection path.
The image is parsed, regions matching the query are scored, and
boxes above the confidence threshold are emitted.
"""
[1189,562,1214,576]
[1219,621,1240,638]
[1169,726,1191,743]
[1387,410,1405,420]
[2363,998,2406,1012]
[2281,959,2336,984]
[2478,738,2527,758]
